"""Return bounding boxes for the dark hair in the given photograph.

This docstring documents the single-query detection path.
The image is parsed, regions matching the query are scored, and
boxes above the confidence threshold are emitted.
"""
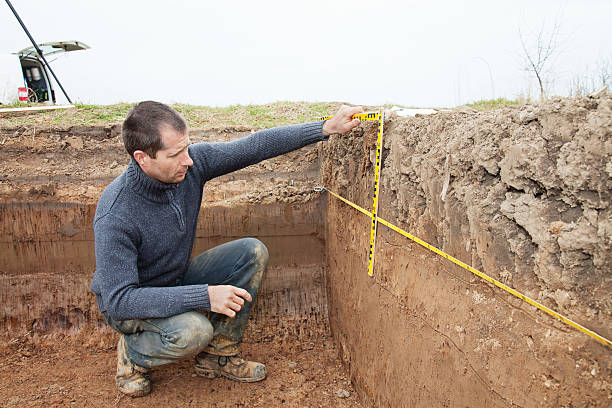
[122,101,187,158]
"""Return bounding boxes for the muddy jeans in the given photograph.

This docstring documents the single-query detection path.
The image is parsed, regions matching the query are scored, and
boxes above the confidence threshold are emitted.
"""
[102,238,268,369]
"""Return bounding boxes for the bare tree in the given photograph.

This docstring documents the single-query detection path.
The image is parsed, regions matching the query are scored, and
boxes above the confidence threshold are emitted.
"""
[519,17,562,101]
[569,73,587,97]
[569,59,610,97]
[595,59,610,89]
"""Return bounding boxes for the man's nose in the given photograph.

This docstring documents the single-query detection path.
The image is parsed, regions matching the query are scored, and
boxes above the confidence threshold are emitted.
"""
[183,150,193,166]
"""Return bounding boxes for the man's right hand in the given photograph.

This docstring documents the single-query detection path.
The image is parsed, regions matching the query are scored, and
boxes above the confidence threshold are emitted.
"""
[208,285,252,318]
[322,105,364,136]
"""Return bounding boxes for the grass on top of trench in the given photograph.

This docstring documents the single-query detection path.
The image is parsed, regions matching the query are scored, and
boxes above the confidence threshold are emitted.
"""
[464,97,522,111]
[0,101,345,130]
[0,98,530,129]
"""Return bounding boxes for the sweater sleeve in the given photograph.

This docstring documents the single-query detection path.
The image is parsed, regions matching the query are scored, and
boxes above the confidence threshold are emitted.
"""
[93,213,211,320]
[189,121,326,180]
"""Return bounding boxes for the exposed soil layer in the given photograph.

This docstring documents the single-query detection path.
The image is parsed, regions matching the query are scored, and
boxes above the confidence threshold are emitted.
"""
[0,201,328,340]
[1,95,610,407]
[320,94,611,406]
[0,126,321,205]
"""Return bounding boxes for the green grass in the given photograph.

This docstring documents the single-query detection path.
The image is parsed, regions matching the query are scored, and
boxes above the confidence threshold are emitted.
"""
[172,101,341,129]
[0,101,49,109]
[464,98,522,111]
[3,99,524,128]
[0,101,343,129]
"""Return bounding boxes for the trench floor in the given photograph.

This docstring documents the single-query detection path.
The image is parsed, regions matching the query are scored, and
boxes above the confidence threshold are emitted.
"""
[0,331,362,407]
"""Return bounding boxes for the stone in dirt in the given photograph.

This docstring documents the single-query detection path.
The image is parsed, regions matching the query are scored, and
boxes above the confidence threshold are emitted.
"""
[336,388,350,398]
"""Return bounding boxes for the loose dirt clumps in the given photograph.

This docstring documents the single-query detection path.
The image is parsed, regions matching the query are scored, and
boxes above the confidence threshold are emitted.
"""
[386,96,612,330]
[383,95,611,330]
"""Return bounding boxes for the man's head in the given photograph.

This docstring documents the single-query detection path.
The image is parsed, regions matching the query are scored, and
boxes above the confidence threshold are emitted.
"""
[122,101,193,184]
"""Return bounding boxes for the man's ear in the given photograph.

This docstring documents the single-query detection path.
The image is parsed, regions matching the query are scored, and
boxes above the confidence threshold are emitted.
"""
[133,150,148,167]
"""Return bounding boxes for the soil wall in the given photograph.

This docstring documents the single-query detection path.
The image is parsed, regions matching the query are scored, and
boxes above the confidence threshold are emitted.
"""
[0,200,327,340]
[0,126,328,342]
[320,95,611,407]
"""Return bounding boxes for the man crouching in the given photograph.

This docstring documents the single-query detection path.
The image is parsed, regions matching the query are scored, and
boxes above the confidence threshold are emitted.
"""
[89,101,362,396]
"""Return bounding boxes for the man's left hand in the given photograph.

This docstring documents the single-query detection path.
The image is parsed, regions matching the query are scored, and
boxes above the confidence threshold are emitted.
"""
[322,105,364,136]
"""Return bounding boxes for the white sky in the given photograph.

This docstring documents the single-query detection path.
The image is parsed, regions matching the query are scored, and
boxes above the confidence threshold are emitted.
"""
[1,0,611,107]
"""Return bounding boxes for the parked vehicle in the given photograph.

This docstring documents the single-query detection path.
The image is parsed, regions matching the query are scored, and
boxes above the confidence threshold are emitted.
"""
[0,40,89,105]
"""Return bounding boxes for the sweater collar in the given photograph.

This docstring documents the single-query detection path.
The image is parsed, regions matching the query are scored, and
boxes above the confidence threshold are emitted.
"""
[125,158,177,203]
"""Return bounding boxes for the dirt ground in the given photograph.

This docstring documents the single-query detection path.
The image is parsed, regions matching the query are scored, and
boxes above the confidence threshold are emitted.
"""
[0,330,361,407]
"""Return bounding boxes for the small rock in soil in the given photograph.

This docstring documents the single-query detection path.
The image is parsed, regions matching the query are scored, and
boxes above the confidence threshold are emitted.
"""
[335,389,350,398]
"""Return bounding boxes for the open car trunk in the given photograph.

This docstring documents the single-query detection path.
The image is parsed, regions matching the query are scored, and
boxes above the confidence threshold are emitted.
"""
[17,40,89,103]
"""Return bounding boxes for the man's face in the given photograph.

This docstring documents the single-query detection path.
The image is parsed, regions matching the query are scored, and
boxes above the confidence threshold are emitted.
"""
[139,125,193,184]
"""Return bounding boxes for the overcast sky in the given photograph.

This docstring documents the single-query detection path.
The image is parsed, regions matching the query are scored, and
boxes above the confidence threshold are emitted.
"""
[1,0,611,107]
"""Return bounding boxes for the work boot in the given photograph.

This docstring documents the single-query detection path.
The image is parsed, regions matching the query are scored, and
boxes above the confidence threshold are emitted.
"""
[116,335,151,397]
[194,352,266,382]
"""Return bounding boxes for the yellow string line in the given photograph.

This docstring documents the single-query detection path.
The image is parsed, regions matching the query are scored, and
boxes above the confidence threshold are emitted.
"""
[321,187,611,348]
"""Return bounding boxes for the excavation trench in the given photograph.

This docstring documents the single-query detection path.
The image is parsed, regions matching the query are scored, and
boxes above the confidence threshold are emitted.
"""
[0,200,328,339]
[1,95,611,407]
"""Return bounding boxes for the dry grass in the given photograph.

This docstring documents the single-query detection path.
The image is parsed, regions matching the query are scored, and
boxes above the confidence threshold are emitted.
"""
[0,101,347,130]
[175,101,344,129]
[464,98,522,111]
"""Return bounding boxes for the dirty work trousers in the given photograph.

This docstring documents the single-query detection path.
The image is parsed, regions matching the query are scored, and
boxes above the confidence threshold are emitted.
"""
[102,238,268,369]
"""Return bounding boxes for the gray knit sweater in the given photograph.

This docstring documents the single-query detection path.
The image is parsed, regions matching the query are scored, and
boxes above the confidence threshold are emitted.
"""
[90,121,325,320]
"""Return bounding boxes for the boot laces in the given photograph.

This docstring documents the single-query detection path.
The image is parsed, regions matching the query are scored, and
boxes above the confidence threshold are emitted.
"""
[217,354,244,367]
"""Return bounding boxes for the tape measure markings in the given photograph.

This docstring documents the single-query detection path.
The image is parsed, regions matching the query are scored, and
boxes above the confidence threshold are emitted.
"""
[319,112,380,121]
[368,109,384,276]
[320,111,384,277]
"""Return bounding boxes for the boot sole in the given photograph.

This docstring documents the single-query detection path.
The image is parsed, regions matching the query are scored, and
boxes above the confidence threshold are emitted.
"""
[194,366,266,383]
[117,384,151,398]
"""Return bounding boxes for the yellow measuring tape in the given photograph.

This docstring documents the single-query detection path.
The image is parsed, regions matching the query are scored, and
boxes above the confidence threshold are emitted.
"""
[321,111,384,276]
[319,112,381,122]
[318,113,611,348]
